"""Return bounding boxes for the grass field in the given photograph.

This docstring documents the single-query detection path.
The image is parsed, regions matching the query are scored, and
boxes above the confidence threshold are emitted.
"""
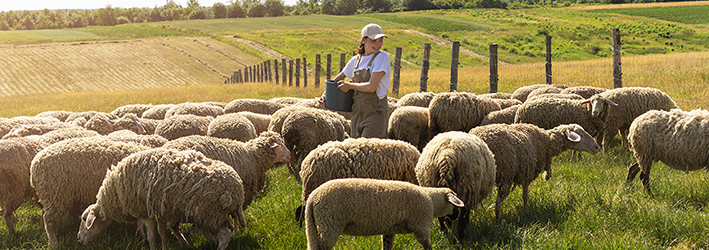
[590,5,709,24]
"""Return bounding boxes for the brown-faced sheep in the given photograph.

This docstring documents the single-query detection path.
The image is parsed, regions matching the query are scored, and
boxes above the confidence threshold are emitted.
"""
[387,106,431,151]
[305,178,464,250]
[415,131,496,240]
[428,91,501,136]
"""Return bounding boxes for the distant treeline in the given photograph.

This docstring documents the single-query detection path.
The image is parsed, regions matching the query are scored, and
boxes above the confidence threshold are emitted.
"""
[0,0,691,31]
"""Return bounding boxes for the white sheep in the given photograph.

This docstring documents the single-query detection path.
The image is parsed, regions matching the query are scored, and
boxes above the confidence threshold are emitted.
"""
[558,86,607,99]
[164,102,225,119]
[0,116,62,138]
[396,91,436,107]
[154,114,213,140]
[162,131,291,210]
[470,123,599,218]
[514,97,605,140]
[207,113,258,142]
[235,111,271,134]
[479,104,521,126]
[224,98,285,115]
[415,131,496,239]
[27,127,100,145]
[30,137,150,246]
[269,96,307,106]
[511,84,567,103]
[106,130,169,148]
[1,122,80,140]
[77,148,246,250]
[110,103,154,118]
[625,109,709,195]
[35,110,74,122]
[141,104,176,120]
[387,106,431,151]
[305,178,464,250]
[428,91,501,137]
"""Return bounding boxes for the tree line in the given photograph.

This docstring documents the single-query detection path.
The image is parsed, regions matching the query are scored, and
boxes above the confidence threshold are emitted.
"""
[0,0,668,31]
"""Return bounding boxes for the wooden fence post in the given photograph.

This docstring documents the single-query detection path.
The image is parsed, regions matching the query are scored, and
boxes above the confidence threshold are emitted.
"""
[315,54,321,88]
[274,59,279,83]
[489,43,499,93]
[450,41,459,92]
[339,53,346,72]
[295,58,301,87]
[266,60,272,82]
[281,59,287,85]
[392,47,402,97]
[612,28,622,88]
[420,43,431,92]
[327,54,332,80]
[546,35,552,85]
[303,57,308,88]
[289,60,294,86]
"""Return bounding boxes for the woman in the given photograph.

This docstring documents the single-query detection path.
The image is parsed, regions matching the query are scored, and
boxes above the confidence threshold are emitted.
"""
[320,23,391,138]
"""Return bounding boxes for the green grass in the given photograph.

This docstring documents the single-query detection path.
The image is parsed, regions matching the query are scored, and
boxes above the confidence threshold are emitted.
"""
[591,5,709,24]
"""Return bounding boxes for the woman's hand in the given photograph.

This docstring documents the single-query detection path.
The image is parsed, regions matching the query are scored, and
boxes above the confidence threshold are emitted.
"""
[337,80,352,93]
[317,92,326,108]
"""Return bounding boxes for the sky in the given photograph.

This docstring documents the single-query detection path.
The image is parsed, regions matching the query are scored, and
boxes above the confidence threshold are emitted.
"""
[0,0,298,12]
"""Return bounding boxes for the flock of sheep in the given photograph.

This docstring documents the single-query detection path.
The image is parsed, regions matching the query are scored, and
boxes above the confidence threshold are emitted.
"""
[0,83,704,250]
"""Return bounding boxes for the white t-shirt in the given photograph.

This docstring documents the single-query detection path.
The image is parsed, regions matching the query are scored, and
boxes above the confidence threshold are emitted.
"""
[341,51,391,99]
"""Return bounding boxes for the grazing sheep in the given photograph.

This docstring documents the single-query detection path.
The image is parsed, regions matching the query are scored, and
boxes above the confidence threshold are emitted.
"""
[68,117,88,127]
[492,98,523,109]
[65,111,118,124]
[35,110,74,122]
[281,109,350,181]
[28,127,100,145]
[428,91,501,136]
[305,178,464,250]
[480,105,521,126]
[514,97,605,139]
[110,104,154,118]
[141,104,175,120]
[164,102,225,119]
[296,138,421,224]
[396,92,436,107]
[78,148,246,250]
[154,114,213,140]
[387,106,431,151]
[269,106,350,136]
[525,93,584,102]
[83,113,117,135]
[625,109,709,195]
[162,131,291,210]
[469,123,599,218]
[207,113,258,142]
[525,85,566,101]
[559,86,608,99]
[106,130,168,148]
[236,111,272,134]
[511,84,567,103]
[1,122,79,140]
[224,98,285,115]
[0,116,62,138]
[270,97,307,106]
[585,87,679,151]
[294,98,353,120]
[85,113,150,136]
[415,131,496,239]
[0,137,48,234]
[30,137,150,246]
[478,92,512,100]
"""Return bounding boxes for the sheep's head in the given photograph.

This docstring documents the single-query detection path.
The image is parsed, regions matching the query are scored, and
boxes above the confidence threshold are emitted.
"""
[114,113,147,135]
[78,204,113,245]
[559,124,599,155]
[258,131,291,163]
[581,96,618,117]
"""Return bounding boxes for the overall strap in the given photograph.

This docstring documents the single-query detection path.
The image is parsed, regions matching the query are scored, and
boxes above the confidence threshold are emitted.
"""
[366,52,380,67]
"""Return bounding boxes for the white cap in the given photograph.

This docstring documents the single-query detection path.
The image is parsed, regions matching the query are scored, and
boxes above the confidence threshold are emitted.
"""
[358,23,388,42]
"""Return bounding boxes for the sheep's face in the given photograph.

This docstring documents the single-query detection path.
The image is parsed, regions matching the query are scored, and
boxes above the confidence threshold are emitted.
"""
[588,97,618,117]
[564,125,600,155]
[78,204,112,245]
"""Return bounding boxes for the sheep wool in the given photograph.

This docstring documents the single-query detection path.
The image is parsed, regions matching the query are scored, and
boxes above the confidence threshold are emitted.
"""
[269,97,307,106]
[141,104,175,120]
[224,98,285,115]
[30,137,150,247]
[396,91,436,107]
[428,91,501,136]
[305,178,464,250]
[28,127,100,145]
[626,109,709,195]
[207,113,258,142]
[470,123,599,218]
[0,116,62,139]
[415,131,496,239]
[514,97,605,139]
[110,104,154,118]
[480,105,520,126]
[387,106,431,151]
[106,130,169,148]
[78,148,245,250]
[235,111,272,134]
[164,102,225,119]
[559,86,608,99]
[478,92,512,100]
[1,122,79,140]
[35,110,74,122]
[154,114,212,140]
[511,84,566,103]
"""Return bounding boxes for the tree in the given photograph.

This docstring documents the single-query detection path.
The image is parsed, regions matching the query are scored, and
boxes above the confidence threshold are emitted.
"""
[21,15,35,30]
[228,3,246,18]
[321,0,335,14]
[188,7,208,19]
[361,0,393,12]
[0,20,9,31]
[187,0,201,9]
[264,0,285,17]
[333,0,357,15]
[97,5,117,26]
[248,3,267,17]
[400,0,434,10]
[213,2,228,18]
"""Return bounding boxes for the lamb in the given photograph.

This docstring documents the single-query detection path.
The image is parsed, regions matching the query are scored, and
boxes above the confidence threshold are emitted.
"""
[207,113,258,142]
[162,131,291,210]
[141,104,175,120]
[236,111,271,134]
[428,91,501,136]
[305,178,464,250]
[295,138,421,224]
[110,104,154,118]
[625,109,709,195]
[479,105,520,126]
[469,123,599,218]
[585,87,679,151]
[224,98,285,115]
[30,137,150,246]
[281,109,350,181]
[414,131,496,239]
[164,102,225,119]
[78,148,246,250]
[511,84,567,103]
[396,91,436,107]
[154,114,213,140]
[559,86,608,99]
[514,97,605,139]
[0,137,48,234]
[387,106,431,151]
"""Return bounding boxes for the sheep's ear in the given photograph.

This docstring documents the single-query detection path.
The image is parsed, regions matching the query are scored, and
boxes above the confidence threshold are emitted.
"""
[580,99,591,105]
[446,193,465,207]
[565,130,581,142]
[270,142,279,149]
[85,210,97,230]
[602,98,618,106]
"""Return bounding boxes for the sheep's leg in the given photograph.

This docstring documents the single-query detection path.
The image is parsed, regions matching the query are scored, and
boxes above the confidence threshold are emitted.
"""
[413,228,432,250]
[620,129,629,147]
[317,227,340,250]
[602,129,615,152]
[638,159,653,196]
[157,221,170,250]
[4,209,15,234]
[143,219,157,250]
[217,227,232,250]
[492,183,512,218]
[42,211,59,247]
[457,208,470,241]
[522,184,530,207]
[382,234,396,250]
[170,223,188,245]
[626,162,641,183]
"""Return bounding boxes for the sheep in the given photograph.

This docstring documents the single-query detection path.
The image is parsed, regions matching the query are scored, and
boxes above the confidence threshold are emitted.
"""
[141,104,175,120]
[84,113,149,136]
[525,85,566,101]
[281,109,350,181]
[305,178,464,250]
[295,137,421,224]
[35,110,74,122]
[113,113,158,135]
[294,98,353,120]
[154,114,213,140]
[0,137,48,234]
[428,91,501,136]
[479,104,521,126]
[236,111,271,134]
[269,97,307,106]
[68,117,88,127]
[83,113,117,135]
[164,102,225,119]
[224,98,285,115]
[478,92,512,100]
[207,113,258,142]
[559,86,608,99]
[65,111,118,124]
[110,104,154,118]
[492,98,522,109]
[162,131,291,210]
[78,148,246,250]
[511,84,567,103]
[514,97,605,140]
[106,130,168,148]
[525,93,584,102]
[268,106,350,136]
[396,91,436,107]
[30,137,150,246]
[27,127,100,145]
[1,122,80,140]
[0,116,62,138]
[625,109,709,195]
[469,123,599,218]
[584,87,679,151]
[414,131,496,239]
[387,106,431,151]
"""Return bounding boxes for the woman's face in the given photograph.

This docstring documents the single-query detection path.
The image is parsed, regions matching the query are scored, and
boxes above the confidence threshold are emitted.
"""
[363,37,384,54]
